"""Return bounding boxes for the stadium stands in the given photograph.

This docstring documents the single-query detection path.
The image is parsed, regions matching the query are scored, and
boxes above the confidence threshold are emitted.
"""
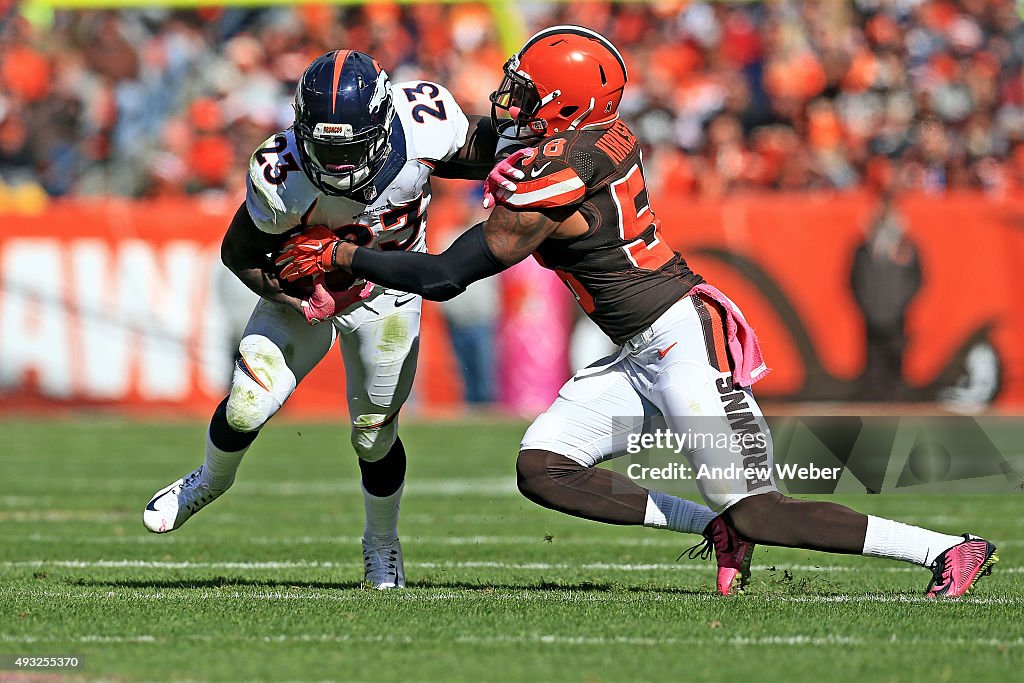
[1,1,1022,199]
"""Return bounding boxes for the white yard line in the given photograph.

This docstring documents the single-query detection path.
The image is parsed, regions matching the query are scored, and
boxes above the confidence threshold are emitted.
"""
[0,510,133,523]
[1,533,698,547]
[2,632,1022,647]
[9,478,519,497]
[23,589,614,604]
[3,558,1022,575]
[18,588,1022,606]
[0,495,54,507]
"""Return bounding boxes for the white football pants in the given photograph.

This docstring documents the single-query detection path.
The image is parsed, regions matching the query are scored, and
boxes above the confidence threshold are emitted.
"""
[224,287,421,462]
[521,294,779,511]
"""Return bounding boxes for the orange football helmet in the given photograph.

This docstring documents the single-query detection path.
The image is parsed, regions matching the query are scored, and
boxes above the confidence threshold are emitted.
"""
[490,25,628,139]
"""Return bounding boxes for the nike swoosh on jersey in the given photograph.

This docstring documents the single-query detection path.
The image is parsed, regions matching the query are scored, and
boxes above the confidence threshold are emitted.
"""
[530,161,552,178]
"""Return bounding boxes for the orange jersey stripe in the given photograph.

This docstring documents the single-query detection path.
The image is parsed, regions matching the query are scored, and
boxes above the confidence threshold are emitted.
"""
[512,167,580,194]
[501,166,586,209]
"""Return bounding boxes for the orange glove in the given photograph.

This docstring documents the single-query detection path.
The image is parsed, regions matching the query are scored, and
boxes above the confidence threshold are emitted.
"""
[275,225,343,282]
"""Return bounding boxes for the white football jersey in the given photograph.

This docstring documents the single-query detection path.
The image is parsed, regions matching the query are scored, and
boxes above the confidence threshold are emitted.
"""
[245,80,469,254]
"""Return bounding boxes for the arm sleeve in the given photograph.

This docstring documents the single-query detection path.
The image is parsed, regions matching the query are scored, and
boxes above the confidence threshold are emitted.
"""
[350,223,508,301]
[431,116,500,180]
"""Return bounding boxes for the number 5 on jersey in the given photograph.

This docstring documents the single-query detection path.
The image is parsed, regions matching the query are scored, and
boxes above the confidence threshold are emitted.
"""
[611,164,674,270]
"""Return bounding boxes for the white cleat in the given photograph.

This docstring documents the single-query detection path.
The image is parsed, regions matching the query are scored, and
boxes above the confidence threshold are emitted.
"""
[362,537,405,589]
[143,465,225,534]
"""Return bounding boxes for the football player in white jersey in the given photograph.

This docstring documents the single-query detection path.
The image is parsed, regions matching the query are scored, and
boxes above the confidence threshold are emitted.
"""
[143,50,512,589]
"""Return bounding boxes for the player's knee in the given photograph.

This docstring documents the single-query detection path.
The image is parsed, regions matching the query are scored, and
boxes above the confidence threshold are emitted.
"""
[723,491,786,539]
[516,450,546,498]
[226,336,295,433]
[351,416,398,462]
[516,449,579,505]
[225,378,278,433]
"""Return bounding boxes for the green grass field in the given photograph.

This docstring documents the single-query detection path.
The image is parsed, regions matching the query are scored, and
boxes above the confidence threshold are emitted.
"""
[1,418,1022,683]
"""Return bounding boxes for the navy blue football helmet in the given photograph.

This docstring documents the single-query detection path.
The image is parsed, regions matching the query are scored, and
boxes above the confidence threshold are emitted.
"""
[293,50,394,194]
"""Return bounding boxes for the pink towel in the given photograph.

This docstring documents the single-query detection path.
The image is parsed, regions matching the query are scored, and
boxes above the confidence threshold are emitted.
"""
[689,283,770,387]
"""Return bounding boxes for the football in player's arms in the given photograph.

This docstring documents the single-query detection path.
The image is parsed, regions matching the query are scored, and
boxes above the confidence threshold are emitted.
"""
[143,49,517,590]
[276,226,357,298]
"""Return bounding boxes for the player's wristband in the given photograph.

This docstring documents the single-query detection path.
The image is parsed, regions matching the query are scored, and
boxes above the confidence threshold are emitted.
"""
[328,240,341,271]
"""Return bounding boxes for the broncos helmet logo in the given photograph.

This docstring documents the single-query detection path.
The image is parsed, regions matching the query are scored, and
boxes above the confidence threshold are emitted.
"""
[369,69,391,116]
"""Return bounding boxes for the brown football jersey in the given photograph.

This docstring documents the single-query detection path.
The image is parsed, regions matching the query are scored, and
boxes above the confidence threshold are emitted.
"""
[498,121,703,345]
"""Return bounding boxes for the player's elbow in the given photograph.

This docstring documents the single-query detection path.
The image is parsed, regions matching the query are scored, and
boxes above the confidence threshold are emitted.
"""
[220,242,236,271]
[220,235,249,273]
[421,280,465,302]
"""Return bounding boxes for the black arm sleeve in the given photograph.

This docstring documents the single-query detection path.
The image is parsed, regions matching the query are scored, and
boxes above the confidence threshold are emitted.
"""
[431,116,499,180]
[350,222,508,301]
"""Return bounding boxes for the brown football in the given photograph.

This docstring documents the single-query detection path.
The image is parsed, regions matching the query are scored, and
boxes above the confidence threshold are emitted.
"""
[279,275,317,299]
[324,270,357,292]
[278,271,356,297]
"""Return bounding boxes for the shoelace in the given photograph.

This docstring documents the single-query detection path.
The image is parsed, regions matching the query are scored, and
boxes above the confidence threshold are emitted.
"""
[364,547,398,572]
[927,552,954,591]
[172,467,213,513]
[679,521,732,562]
[170,468,203,495]
[679,538,713,562]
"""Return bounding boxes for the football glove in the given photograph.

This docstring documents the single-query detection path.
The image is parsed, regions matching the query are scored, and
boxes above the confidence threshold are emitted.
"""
[302,276,374,325]
[275,225,342,282]
[482,147,532,209]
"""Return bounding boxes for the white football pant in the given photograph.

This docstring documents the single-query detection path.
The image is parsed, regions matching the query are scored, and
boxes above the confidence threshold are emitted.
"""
[225,287,421,462]
[521,294,779,511]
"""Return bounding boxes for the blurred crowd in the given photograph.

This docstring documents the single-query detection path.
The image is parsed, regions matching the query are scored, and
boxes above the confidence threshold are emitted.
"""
[2,0,1023,201]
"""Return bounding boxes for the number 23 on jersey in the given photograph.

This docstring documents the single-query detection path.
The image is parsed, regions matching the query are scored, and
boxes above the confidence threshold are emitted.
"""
[254,135,301,185]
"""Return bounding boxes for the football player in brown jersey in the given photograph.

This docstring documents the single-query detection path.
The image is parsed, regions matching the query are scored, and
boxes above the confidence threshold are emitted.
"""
[276,27,997,598]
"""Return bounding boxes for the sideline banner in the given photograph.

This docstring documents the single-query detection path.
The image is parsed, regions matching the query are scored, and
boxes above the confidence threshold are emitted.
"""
[0,197,463,418]
[0,191,1021,416]
[662,191,1024,409]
